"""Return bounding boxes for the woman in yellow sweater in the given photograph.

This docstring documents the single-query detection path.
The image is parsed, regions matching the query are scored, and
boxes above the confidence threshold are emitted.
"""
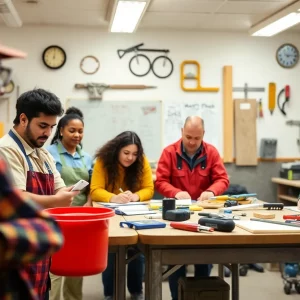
[90,131,154,300]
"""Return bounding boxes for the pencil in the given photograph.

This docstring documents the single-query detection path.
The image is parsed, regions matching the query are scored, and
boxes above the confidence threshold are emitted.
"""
[250,218,300,228]
[119,188,124,193]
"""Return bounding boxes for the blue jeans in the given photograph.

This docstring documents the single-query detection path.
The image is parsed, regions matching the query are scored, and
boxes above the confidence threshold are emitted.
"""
[168,264,212,300]
[102,247,144,297]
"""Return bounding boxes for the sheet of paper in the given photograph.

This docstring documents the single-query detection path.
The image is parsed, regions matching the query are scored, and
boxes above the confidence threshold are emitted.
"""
[93,201,148,208]
[117,205,150,212]
[116,210,156,216]
[285,206,300,213]
[234,220,300,233]
[115,204,157,216]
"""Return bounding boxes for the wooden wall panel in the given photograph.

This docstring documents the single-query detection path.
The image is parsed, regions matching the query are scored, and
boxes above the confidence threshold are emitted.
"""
[223,66,233,162]
[234,99,257,166]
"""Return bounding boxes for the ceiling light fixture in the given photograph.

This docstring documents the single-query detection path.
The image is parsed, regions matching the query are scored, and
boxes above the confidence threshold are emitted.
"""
[0,0,22,27]
[249,0,300,37]
[107,0,150,33]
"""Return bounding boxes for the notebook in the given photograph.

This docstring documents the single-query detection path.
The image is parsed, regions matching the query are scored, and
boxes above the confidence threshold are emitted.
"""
[115,204,156,216]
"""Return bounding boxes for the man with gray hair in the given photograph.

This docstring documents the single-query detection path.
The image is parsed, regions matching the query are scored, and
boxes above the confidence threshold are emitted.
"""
[155,115,229,300]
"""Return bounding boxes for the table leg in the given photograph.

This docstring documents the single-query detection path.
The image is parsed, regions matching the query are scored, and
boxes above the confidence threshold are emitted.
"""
[218,264,224,279]
[114,246,126,300]
[231,263,239,300]
[145,247,162,300]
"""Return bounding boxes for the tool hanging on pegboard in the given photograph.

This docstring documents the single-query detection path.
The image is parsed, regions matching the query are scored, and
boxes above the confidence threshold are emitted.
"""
[258,98,264,118]
[268,82,276,115]
[277,85,290,116]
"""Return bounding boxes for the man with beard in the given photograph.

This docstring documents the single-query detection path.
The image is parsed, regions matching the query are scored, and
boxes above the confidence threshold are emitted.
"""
[0,88,79,299]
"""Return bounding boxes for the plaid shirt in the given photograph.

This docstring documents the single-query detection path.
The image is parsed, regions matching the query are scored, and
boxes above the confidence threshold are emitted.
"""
[0,157,63,300]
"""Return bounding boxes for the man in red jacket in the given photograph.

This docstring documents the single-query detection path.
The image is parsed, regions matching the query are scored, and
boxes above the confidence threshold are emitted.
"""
[155,116,229,300]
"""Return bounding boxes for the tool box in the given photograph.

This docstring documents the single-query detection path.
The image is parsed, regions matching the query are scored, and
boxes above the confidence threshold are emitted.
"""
[178,276,229,300]
[280,162,300,180]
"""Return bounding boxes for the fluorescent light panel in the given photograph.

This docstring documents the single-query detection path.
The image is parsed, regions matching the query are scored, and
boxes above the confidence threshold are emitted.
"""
[111,0,147,33]
[249,1,300,37]
[252,13,300,36]
[0,0,22,27]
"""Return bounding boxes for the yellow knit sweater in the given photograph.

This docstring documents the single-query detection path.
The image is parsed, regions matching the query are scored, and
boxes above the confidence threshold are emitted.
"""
[90,156,154,202]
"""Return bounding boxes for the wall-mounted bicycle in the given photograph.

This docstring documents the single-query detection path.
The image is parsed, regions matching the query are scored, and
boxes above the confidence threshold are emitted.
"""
[117,43,173,79]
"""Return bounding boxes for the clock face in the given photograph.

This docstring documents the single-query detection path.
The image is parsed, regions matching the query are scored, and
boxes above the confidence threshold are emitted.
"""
[4,80,14,94]
[42,45,66,69]
[276,43,299,68]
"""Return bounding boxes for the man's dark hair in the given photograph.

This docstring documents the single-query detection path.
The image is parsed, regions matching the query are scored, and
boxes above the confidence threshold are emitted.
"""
[13,88,64,125]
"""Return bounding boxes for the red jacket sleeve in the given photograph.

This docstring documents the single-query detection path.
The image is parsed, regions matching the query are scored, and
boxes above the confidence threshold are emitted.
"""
[155,149,181,198]
[205,148,229,196]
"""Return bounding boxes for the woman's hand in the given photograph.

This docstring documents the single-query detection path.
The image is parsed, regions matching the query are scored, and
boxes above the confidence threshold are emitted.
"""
[110,193,130,203]
[83,195,93,207]
[129,193,140,202]
[122,190,140,202]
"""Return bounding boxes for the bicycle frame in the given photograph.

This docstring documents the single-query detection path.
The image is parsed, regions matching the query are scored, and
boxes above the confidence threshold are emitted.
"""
[117,43,170,59]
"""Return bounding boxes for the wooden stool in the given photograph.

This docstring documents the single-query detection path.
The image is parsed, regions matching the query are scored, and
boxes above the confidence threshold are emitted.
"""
[178,276,230,300]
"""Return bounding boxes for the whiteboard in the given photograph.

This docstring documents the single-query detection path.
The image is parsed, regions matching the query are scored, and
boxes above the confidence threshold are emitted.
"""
[66,99,162,161]
[164,100,221,153]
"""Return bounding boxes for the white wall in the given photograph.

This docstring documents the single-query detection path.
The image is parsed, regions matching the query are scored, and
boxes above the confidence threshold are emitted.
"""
[0,26,300,158]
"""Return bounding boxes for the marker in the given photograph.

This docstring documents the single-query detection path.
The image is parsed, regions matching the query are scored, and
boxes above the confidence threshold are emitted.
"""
[283,214,300,220]
[170,222,214,232]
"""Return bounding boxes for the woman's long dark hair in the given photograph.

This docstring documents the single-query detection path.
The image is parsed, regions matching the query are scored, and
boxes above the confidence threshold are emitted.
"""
[51,107,84,145]
[95,131,144,192]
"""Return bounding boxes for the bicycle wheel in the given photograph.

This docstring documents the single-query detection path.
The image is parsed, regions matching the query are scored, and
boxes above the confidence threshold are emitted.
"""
[129,54,151,77]
[151,55,173,79]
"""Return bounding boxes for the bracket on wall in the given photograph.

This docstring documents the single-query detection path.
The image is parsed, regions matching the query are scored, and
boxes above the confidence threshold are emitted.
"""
[233,83,265,99]
[286,120,300,146]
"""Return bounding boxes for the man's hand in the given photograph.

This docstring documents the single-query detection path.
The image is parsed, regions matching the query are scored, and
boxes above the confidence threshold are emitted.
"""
[197,191,214,202]
[175,191,191,199]
[54,186,80,207]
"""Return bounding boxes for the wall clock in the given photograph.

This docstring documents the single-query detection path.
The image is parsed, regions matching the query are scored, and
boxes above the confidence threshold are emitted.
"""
[276,43,299,68]
[4,80,14,94]
[80,55,100,74]
[42,45,67,69]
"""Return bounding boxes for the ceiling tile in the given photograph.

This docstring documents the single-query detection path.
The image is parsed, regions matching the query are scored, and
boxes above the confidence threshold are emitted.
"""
[148,0,225,13]
[217,0,296,14]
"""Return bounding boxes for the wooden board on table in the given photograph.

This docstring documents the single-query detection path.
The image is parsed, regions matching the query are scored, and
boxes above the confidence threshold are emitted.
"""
[234,99,257,166]
[198,200,224,209]
[198,199,252,209]
[235,220,300,233]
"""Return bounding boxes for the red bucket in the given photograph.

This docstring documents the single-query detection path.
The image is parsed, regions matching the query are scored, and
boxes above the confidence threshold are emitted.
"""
[45,207,115,276]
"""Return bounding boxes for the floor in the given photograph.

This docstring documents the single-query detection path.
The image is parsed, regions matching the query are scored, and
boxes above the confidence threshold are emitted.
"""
[81,264,300,300]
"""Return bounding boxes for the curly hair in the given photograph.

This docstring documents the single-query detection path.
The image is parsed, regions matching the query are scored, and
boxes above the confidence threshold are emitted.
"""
[95,131,144,192]
[51,107,84,145]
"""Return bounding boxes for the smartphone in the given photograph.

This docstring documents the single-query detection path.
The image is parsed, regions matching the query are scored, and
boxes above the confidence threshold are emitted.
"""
[71,180,89,191]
